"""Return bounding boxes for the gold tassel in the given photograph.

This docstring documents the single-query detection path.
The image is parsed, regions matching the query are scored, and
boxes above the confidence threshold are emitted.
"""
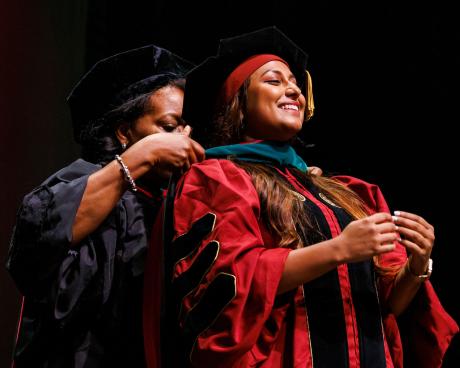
[305,70,315,121]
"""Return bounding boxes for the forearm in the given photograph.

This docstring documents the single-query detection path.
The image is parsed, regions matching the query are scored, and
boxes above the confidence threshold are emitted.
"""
[71,132,204,245]
[71,161,126,245]
[277,214,398,295]
[386,261,425,316]
[71,154,153,245]
[277,238,342,294]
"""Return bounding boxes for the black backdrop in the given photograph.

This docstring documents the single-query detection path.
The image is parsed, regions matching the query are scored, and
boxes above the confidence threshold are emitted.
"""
[1,0,459,366]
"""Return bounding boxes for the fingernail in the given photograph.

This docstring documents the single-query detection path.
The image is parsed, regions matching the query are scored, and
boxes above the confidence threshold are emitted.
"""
[394,211,401,216]
[398,237,402,242]
[395,226,399,230]
[392,216,398,222]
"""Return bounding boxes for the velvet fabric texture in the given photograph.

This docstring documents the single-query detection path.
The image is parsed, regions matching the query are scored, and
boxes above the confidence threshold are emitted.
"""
[7,159,162,367]
[182,26,309,137]
[143,159,458,367]
[67,45,193,143]
[205,140,308,173]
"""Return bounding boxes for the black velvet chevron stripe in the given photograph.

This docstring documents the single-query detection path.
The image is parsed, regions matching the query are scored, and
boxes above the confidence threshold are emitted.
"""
[302,271,349,368]
[183,273,236,360]
[331,206,386,368]
[172,241,219,318]
[170,213,216,264]
[325,192,386,368]
[264,168,387,366]
[347,262,386,367]
[266,167,349,366]
[296,193,348,367]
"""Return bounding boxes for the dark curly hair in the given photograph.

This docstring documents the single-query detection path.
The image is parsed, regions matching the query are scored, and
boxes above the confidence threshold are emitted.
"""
[79,77,185,165]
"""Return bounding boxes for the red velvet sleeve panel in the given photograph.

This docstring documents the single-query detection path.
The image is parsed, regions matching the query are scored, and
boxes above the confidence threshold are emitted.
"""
[173,159,291,367]
[333,175,459,368]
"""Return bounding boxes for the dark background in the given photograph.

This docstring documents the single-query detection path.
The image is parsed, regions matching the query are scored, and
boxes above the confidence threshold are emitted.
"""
[1,0,459,366]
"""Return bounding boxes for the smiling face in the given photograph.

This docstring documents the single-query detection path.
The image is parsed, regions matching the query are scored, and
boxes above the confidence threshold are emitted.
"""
[243,60,306,142]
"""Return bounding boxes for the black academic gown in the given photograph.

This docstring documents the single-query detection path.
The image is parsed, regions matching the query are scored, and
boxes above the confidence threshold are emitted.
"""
[7,159,161,368]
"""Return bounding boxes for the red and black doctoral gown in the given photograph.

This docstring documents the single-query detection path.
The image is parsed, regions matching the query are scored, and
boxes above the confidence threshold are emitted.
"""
[143,158,458,368]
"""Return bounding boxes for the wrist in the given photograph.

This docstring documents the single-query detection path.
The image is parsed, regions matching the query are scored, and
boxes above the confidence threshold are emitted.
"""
[115,154,137,191]
[122,145,155,177]
[143,135,162,167]
[405,258,433,281]
[328,236,347,265]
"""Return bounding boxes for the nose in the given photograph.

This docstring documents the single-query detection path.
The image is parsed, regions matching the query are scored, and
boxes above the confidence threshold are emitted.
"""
[286,82,301,99]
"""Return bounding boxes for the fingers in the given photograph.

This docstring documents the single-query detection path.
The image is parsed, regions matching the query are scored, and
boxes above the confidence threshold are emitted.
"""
[392,211,434,248]
[173,138,204,176]
[185,142,198,166]
[400,239,431,276]
[392,211,434,275]
[377,243,396,254]
[182,125,192,137]
[364,213,398,252]
[368,212,394,224]
[181,140,204,169]
[379,232,399,245]
[178,127,205,164]
[393,211,433,230]
[376,220,399,253]
[396,225,428,245]
[174,125,185,133]
[190,140,206,162]
[308,166,323,176]
[399,238,425,255]
[375,221,398,234]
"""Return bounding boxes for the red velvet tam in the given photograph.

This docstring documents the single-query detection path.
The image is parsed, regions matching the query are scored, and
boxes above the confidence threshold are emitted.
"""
[220,54,288,104]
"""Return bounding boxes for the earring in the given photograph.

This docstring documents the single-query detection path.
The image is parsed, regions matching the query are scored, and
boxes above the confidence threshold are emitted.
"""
[121,142,127,150]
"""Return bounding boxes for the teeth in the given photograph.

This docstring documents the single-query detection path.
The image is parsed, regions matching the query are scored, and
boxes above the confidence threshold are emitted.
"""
[281,104,299,111]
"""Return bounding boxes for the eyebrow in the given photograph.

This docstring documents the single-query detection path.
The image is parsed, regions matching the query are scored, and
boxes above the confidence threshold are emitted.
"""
[261,69,297,82]
[158,112,183,123]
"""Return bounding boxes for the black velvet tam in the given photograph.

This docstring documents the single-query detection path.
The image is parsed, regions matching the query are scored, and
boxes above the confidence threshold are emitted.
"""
[67,45,193,143]
[182,26,309,134]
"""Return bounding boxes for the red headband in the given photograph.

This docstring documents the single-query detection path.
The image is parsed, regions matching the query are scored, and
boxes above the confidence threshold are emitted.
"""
[220,54,288,104]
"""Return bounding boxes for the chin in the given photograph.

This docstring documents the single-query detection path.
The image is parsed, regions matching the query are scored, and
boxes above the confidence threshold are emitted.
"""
[268,132,298,142]
[279,124,302,140]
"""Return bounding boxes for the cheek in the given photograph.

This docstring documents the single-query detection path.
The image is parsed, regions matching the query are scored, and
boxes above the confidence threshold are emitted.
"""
[298,95,307,114]
[246,91,274,121]
[130,122,161,143]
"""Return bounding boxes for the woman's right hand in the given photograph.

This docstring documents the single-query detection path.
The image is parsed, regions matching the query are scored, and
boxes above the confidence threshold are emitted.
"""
[71,127,204,244]
[334,212,398,263]
[123,125,206,180]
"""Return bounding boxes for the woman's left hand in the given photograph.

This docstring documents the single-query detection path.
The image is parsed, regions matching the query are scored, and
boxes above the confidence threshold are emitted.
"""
[393,211,435,275]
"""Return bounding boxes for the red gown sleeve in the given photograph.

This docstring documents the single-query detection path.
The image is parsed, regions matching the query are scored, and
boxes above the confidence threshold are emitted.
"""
[171,159,291,367]
[334,175,459,368]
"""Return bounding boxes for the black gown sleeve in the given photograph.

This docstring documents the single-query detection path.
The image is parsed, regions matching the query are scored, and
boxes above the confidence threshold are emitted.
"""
[7,159,97,297]
[6,159,153,366]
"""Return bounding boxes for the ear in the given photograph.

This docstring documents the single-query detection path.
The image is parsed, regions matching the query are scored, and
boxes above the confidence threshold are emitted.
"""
[115,122,131,146]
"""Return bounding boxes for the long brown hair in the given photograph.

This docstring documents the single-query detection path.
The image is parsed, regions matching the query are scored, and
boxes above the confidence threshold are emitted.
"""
[211,80,397,275]
[235,161,369,247]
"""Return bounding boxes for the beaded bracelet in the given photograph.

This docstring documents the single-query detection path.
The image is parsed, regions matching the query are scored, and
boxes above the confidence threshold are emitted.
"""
[115,154,137,191]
